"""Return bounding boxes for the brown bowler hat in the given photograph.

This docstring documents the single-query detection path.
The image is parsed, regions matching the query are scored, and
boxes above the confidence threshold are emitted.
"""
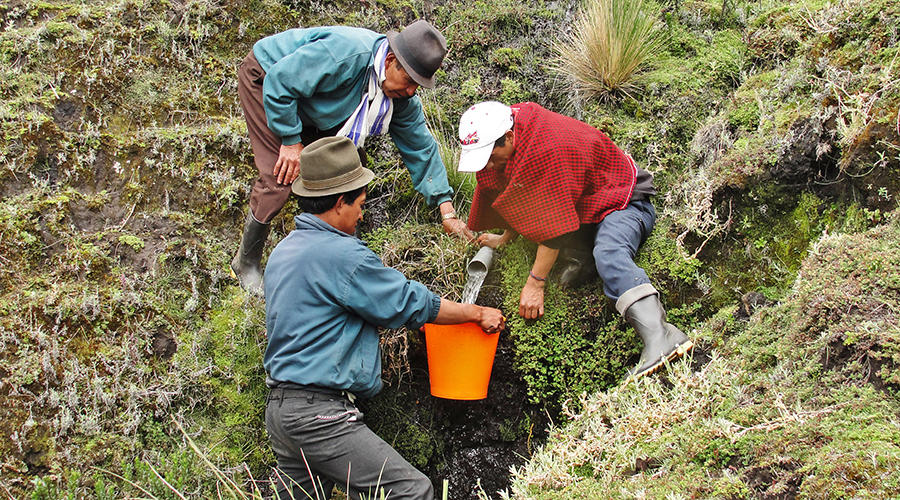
[291,137,375,197]
[386,20,448,89]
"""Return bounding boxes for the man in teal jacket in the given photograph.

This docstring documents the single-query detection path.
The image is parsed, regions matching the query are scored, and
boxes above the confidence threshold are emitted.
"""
[264,136,505,499]
[233,21,473,296]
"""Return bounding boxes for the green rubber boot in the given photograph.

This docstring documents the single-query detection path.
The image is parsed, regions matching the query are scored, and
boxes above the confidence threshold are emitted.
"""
[617,284,693,382]
[230,211,269,297]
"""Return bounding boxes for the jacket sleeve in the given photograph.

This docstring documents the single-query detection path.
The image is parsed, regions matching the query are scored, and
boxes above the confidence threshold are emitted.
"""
[388,97,454,207]
[341,251,441,330]
[262,41,364,146]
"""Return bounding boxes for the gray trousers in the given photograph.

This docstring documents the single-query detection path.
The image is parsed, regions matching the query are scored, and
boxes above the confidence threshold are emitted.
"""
[265,388,434,500]
[593,199,656,301]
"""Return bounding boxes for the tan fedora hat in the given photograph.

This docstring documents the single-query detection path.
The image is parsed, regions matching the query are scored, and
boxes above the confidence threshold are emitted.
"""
[386,20,447,89]
[291,137,375,197]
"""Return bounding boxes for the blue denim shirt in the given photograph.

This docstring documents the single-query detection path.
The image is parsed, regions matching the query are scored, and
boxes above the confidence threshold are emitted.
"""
[253,26,452,207]
[263,213,441,400]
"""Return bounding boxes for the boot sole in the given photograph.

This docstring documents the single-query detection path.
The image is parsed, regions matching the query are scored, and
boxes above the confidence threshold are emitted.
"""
[624,339,694,384]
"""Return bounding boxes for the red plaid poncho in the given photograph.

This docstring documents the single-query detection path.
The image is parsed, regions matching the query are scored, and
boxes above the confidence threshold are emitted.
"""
[467,102,637,243]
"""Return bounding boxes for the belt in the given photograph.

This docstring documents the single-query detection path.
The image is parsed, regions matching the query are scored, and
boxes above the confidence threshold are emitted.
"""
[269,385,357,403]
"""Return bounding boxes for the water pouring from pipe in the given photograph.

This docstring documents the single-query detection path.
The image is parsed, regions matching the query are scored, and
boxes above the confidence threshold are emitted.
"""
[461,246,494,304]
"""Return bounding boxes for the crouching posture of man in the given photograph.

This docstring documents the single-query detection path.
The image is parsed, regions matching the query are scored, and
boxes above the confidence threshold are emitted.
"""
[232,20,473,296]
[457,101,691,381]
[263,136,506,499]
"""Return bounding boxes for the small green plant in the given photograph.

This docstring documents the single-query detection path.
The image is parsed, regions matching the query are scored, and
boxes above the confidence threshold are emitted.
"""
[496,237,633,411]
[499,78,534,104]
[117,234,145,251]
[490,47,526,71]
[461,74,483,101]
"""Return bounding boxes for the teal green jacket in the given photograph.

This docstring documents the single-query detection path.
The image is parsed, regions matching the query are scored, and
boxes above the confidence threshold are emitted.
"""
[263,213,441,400]
[253,26,453,207]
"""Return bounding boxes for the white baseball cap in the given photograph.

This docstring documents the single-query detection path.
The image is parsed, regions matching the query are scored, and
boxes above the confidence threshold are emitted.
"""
[457,101,514,173]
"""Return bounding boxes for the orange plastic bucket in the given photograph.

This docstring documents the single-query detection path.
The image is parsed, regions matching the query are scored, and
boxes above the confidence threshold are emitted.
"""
[424,322,499,400]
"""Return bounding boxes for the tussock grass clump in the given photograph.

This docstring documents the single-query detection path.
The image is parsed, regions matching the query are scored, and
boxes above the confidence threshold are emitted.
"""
[553,0,667,101]
[364,222,473,383]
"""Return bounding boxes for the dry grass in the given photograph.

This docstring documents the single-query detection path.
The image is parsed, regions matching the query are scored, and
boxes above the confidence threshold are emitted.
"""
[508,354,729,492]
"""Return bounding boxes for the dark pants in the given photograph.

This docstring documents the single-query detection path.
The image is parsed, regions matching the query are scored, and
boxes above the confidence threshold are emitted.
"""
[593,199,656,301]
[265,388,434,500]
[238,52,361,223]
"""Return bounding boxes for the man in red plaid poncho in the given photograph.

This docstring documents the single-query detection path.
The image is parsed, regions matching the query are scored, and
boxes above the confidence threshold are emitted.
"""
[457,101,692,380]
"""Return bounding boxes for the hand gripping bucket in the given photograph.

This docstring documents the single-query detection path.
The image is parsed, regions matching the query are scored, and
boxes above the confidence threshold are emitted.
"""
[424,322,499,400]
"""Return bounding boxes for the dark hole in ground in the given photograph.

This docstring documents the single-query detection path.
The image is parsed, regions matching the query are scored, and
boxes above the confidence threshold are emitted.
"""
[744,460,802,500]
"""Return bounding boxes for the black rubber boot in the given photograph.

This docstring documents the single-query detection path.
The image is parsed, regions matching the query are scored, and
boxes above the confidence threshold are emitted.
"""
[230,211,269,297]
[555,246,598,289]
[617,284,693,381]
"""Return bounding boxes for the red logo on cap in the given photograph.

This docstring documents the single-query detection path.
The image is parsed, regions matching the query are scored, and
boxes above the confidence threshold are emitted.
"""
[460,131,479,146]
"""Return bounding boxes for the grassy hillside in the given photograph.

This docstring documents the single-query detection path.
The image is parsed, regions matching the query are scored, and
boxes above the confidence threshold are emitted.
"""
[1,0,898,498]
[510,213,900,498]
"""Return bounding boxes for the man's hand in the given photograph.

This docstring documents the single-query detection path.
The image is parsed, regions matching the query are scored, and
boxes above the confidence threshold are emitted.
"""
[438,201,475,241]
[477,229,517,249]
[442,217,476,241]
[477,232,505,249]
[273,143,303,185]
[519,279,545,319]
[517,244,557,319]
[435,300,506,333]
[477,307,506,334]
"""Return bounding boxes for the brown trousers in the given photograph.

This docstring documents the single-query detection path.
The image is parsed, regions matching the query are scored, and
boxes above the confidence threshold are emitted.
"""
[238,51,357,223]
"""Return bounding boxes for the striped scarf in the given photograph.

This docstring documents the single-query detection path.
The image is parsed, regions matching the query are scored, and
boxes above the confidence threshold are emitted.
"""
[337,40,393,147]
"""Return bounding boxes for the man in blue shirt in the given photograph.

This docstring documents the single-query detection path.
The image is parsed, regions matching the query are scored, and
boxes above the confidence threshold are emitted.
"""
[264,136,505,499]
[233,21,473,296]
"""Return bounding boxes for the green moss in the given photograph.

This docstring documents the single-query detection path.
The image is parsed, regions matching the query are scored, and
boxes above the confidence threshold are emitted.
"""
[636,217,703,287]
[490,47,527,71]
[499,78,534,104]
[117,234,145,251]
[710,476,751,499]
[461,74,483,101]
[499,415,533,442]
[365,388,444,470]
[394,422,437,469]
[172,288,269,466]
[42,21,80,40]
[727,96,760,132]
[435,0,531,56]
